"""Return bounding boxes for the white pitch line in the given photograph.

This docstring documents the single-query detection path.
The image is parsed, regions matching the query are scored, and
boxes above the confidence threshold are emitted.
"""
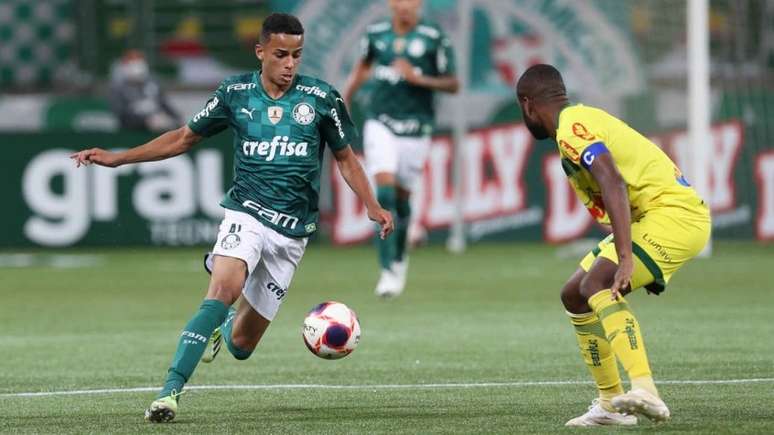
[2,378,773,399]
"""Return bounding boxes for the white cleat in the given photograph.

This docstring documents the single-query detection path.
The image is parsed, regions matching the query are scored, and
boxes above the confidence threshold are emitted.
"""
[565,399,638,427]
[375,268,402,298]
[612,388,671,423]
[391,257,409,291]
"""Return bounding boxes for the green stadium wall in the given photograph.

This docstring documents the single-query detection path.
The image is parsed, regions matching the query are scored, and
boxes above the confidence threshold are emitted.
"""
[2,121,772,248]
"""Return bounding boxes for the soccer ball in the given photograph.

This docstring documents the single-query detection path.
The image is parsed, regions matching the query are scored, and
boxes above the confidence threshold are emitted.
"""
[302,301,361,359]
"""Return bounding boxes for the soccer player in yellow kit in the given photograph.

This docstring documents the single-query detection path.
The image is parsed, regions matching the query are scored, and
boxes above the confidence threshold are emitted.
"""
[516,64,711,426]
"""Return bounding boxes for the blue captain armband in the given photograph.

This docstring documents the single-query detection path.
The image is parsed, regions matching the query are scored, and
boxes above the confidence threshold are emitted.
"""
[580,142,609,170]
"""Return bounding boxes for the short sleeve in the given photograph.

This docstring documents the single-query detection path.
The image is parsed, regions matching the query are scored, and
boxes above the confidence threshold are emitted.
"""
[360,33,375,64]
[557,117,603,167]
[319,88,358,152]
[187,82,230,137]
[436,33,456,75]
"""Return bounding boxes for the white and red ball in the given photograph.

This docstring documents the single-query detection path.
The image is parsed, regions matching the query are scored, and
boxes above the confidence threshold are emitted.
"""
[302,301,360,359]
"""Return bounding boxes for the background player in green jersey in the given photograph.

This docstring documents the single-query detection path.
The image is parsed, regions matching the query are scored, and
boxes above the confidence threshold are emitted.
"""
[71,13,393,423]
[343,0,459,298]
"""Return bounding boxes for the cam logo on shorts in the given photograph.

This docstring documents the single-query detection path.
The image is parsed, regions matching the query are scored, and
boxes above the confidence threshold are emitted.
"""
[292,103,315,125]
[221,233,241,250]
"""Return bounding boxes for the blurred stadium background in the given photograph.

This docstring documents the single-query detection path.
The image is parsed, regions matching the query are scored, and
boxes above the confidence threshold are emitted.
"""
[2,0,773,250]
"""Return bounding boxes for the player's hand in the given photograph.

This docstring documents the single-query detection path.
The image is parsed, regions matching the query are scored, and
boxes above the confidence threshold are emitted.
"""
[368,206,394,240]
[392,58,421,85]
[70,148,120,168]
[610,257,633,300]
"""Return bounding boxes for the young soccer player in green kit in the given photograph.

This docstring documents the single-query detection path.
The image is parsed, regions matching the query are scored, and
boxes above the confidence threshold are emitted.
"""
[71,13,393,423]
[343,0,459,297]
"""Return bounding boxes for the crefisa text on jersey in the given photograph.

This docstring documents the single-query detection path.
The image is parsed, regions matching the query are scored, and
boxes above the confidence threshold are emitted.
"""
[192,97,219,123]
[295,84,327,98]
[330,109,345,138]
[242,136,309,161]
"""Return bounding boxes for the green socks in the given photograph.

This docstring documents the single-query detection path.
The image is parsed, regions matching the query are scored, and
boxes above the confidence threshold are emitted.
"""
[221,306,253,360]
[375,185,412,267]
[376,185,397,269]
[159,299,228,398]
[395,196,411,262]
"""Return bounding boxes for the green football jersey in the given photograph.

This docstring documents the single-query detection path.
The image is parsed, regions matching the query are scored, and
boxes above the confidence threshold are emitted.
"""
[188,72,357,238]
[361,19,456,137]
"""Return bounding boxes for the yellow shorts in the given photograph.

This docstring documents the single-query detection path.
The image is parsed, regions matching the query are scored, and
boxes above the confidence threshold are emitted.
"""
[580,207,711,294]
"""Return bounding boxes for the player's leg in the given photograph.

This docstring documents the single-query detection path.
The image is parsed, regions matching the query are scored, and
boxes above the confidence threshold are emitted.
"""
[228,299,271,354]
[200,273,275,360]
[579,237,669,422]
[363,120,401,295]
[199,258,258,362]
[226,222,308,357]
[389,134,430,294]
[606,210,709,421]
[145,255,247,422]
[374,171,399,271]
[146,210,260,422]
[209,296,269,361]
[218,296,271,359]
[562,263,635,427]
[394,186,411,265]
[387,185,411,293]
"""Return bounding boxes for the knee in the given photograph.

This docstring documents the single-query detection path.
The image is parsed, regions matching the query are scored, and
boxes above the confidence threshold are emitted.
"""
[207,279,242,306]
[561,281,585,313]
[579,274,604,300]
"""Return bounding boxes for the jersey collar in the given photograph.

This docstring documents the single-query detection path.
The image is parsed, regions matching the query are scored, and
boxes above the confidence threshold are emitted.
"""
[391,17,423,36]
[555,104,573,137]
[255,70,298,101]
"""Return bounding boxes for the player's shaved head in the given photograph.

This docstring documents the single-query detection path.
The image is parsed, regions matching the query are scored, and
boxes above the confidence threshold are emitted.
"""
[516,64,567,102]
[515,64,569,140]
[260,13,304,44]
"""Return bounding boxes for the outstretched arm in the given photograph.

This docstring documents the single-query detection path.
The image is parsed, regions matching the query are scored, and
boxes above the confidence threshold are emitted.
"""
[70,125,203,168]
[332,145,394,239]
[589,151,632,299]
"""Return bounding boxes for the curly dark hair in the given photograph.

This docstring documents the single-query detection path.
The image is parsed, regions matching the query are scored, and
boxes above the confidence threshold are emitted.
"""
[260,13,304,43]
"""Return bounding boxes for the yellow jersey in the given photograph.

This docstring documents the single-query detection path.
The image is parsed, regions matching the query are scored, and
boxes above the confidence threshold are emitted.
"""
[555,104,707,224]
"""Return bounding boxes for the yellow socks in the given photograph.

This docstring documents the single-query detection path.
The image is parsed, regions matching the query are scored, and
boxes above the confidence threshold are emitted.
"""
[568,311,624,411]
[568,290,661,406]
[588,289,659,397]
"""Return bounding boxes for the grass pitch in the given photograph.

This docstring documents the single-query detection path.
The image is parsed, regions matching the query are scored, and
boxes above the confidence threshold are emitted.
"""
[1,242,772,433]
